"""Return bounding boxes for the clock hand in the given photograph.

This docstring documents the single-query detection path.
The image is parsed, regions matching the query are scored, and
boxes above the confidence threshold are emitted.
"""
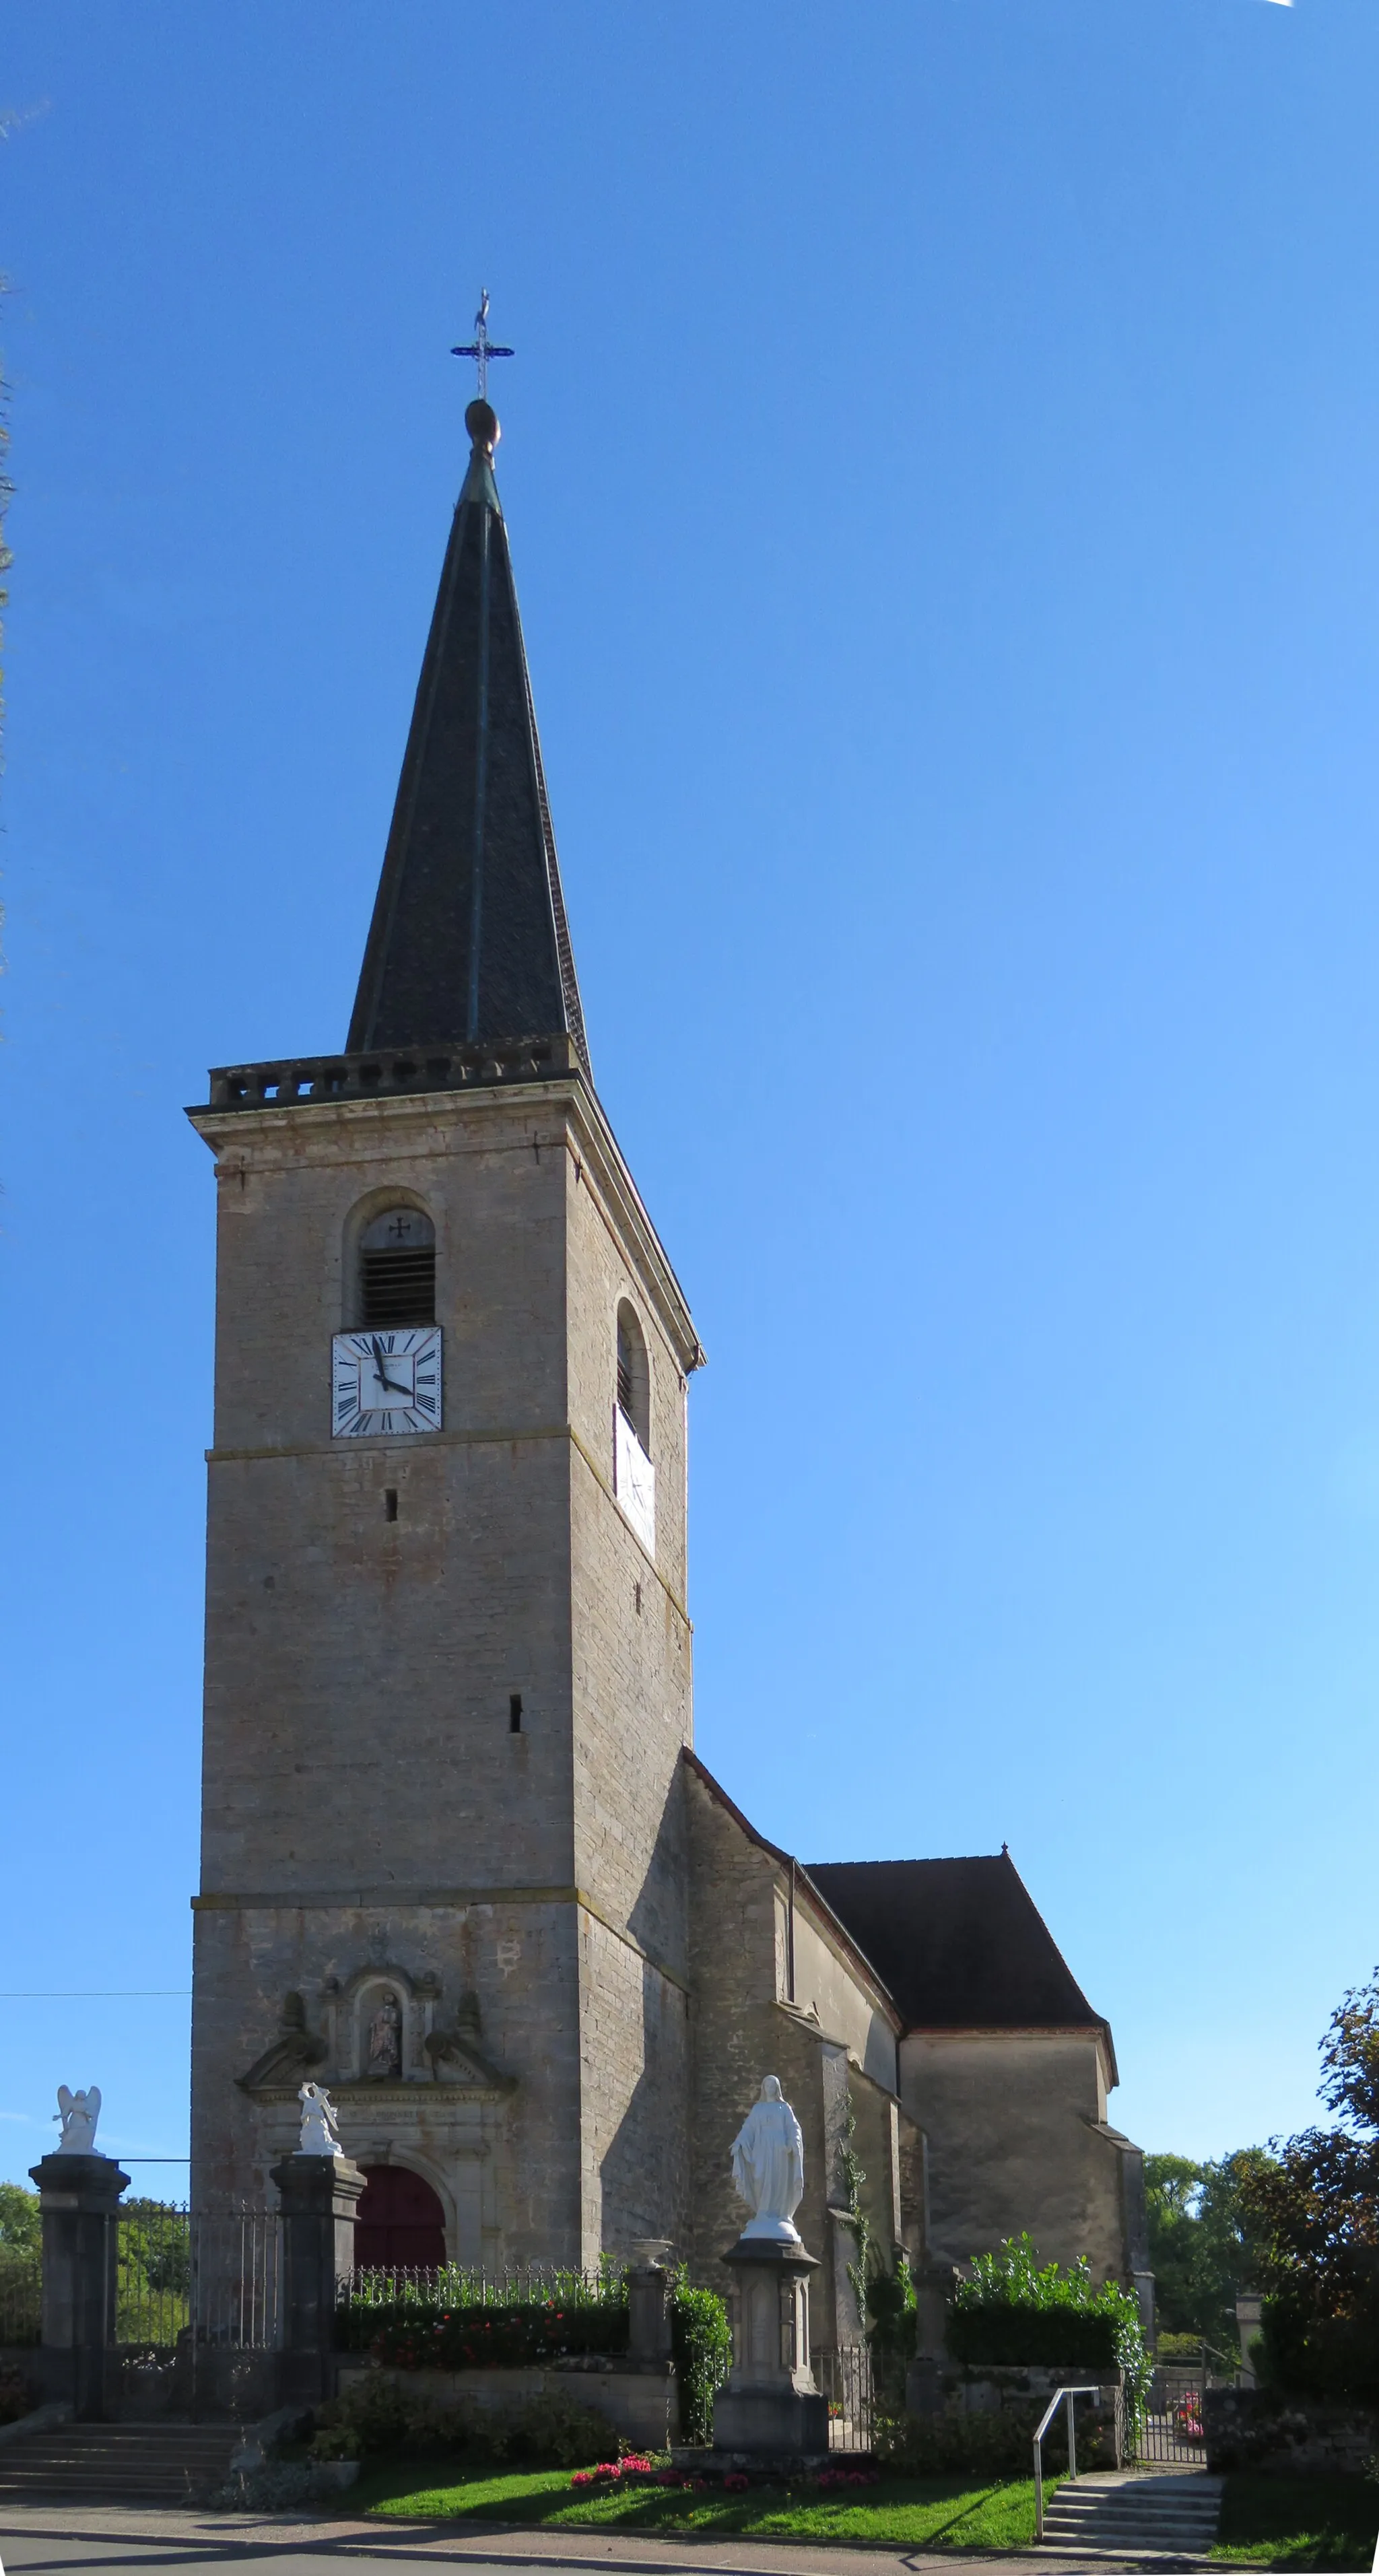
[369,1334,412,1398]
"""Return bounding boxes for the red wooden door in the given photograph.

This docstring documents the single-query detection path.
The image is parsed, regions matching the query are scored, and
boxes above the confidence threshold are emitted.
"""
[354,2164,447,2269]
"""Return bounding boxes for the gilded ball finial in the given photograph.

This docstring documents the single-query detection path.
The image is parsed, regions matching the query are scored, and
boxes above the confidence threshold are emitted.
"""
[466,398,500,453]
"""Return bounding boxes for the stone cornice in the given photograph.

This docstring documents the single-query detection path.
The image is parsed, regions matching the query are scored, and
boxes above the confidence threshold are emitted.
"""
[193,1881,692,1999]
[247,2081,506,2111]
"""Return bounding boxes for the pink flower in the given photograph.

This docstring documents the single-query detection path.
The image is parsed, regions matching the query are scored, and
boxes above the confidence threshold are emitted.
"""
[723,2472,749,2491]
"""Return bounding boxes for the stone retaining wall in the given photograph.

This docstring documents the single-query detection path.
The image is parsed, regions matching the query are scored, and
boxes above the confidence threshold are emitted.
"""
[1205,2385,1379,2476]
[339,2357,677,2451]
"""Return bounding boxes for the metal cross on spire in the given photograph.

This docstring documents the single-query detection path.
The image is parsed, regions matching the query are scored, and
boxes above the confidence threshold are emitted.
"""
[450,290,514,401]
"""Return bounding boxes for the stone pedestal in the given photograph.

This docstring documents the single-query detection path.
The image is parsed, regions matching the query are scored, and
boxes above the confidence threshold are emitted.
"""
[627,2263,672,2363]
[906,2262,959,2415]
[712,2236,828,2458]
[29,2151,131,2420]
[1236,2292,1264,2389]
[271,2150,366,2404]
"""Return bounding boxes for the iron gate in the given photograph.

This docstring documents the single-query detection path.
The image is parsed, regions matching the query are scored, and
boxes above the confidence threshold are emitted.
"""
[813,2344,875,2451]
[1133,2350,1231,2466]
[110,2205,281,2416]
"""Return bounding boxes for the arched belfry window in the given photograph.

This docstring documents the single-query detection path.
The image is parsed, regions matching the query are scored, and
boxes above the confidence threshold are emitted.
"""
[360,1207,436,1331]
[613,1300,655,1555]
[615,1301,650,1453]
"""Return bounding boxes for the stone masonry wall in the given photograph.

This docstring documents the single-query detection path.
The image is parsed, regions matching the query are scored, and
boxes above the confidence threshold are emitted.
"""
[189,1075,701,2255]
[191,1896,583,2264]
[683,1761,912,2350]
[900,2031,1129,2280]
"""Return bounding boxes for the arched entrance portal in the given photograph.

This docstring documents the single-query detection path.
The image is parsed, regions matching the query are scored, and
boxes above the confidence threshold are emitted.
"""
[355,2165,447,2269]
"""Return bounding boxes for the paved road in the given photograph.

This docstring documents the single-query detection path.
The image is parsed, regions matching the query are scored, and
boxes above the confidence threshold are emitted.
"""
[0,2500,1243,2576]
[0,2504,1232,2576]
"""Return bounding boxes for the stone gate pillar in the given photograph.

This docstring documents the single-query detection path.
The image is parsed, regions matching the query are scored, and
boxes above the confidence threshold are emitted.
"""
[29,2151,131,2420]
[271,2150,366,2405]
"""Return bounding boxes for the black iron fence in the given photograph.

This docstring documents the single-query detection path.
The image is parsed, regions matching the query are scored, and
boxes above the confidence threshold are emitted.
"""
[813,2343,875,2451]
[343,2262,613,2309]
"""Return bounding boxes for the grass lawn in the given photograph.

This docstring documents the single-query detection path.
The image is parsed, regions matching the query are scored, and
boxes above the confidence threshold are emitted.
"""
[351,2458,1053,2549]
[1212,2474,1378,2571]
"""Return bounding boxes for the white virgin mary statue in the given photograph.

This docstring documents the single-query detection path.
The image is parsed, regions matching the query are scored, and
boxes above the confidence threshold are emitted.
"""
[730,2076,805,2243]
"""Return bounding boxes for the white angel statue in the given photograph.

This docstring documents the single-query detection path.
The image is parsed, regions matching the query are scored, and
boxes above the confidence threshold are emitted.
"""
[55,2085,102,2155]
[297,2080,343,2157]
[730,2075,805,2242]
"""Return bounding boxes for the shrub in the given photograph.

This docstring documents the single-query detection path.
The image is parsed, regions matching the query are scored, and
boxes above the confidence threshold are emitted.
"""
[947,2305,1119,2371]
[0,2367,32,2427]
[506,2390,618,2466]
[867,2256,917,2411]
[341,2295,630,2370]
[312,2376,452,2460]
[667,2274,731,2444]
[875,2406,1036,2478]
[952,2233,1151,2426]
[212,2461,355,2513]
[312,2375,615,2468]
[875,2396,1116,2479]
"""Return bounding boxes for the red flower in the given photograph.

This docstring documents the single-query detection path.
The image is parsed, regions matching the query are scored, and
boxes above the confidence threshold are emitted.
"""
[723,2472,749,2491]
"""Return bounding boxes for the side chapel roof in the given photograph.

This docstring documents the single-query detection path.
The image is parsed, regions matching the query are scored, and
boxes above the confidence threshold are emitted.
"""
[805,1854,1111,2052]
[347,397,589,1072]
[682,1753,1112,2074]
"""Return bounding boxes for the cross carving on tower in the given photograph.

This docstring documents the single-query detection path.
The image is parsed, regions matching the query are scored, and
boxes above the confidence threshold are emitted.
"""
[451,290,514,401]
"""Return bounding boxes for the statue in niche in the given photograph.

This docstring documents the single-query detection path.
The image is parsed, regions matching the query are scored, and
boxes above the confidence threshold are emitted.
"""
[366,1990,403,2080]
[55,2085,102,2155]
[236,1992,327,2093]
[730,2075,805,2243]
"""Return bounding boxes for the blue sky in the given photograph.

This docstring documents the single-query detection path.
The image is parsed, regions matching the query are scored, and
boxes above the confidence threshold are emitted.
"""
[1,0,1374,2192]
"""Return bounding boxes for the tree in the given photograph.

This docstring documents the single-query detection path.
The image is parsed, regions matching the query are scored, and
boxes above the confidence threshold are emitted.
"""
[1145,2150,1274,2349]
[1236,1967,1379,2395]
[0,2185,39,2256]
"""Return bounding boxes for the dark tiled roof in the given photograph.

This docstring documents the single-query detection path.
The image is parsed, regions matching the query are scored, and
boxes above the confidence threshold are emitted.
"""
[805,1854,1108,2041]
[348,406,589,1073]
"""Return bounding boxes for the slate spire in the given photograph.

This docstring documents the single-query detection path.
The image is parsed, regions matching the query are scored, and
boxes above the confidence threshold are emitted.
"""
[347,398,590,1075]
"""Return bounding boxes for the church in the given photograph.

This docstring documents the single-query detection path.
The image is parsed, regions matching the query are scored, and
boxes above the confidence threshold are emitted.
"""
[187,386,1151,2350]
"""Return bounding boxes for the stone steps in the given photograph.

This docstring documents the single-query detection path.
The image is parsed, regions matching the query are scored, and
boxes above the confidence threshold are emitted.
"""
[0,2422,238,2504]
[1040,2471,1224,2561]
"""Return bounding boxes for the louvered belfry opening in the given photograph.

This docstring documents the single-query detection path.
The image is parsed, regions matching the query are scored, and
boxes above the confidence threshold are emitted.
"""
[360,1207,436,1330]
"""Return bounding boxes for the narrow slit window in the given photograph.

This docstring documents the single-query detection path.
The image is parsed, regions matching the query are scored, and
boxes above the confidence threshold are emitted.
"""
[360,1207,435,1330]
[509,1693,523,1734]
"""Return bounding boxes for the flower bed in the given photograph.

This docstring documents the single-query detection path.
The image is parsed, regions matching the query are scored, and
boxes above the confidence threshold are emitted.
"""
[567,2456,879,2496]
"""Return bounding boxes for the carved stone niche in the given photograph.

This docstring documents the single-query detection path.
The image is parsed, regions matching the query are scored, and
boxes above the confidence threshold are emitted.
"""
[327,1964,434,2087]
[237,1968,515,2103]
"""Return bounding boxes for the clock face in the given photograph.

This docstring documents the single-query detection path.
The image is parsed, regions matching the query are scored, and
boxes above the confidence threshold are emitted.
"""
[332,1327,443,1438]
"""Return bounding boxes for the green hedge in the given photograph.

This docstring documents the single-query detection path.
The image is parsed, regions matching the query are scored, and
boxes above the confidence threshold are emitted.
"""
[669,2278,732,2443]
[339,2298,630,2368]
[947,2303,1120,2371]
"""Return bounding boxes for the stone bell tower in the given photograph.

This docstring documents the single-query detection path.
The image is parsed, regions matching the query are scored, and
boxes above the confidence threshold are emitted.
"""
[188,393,702,2266]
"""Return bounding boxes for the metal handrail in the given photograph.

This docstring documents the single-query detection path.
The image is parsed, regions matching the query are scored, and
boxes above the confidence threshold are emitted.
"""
[1033,2383,1102,2542]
